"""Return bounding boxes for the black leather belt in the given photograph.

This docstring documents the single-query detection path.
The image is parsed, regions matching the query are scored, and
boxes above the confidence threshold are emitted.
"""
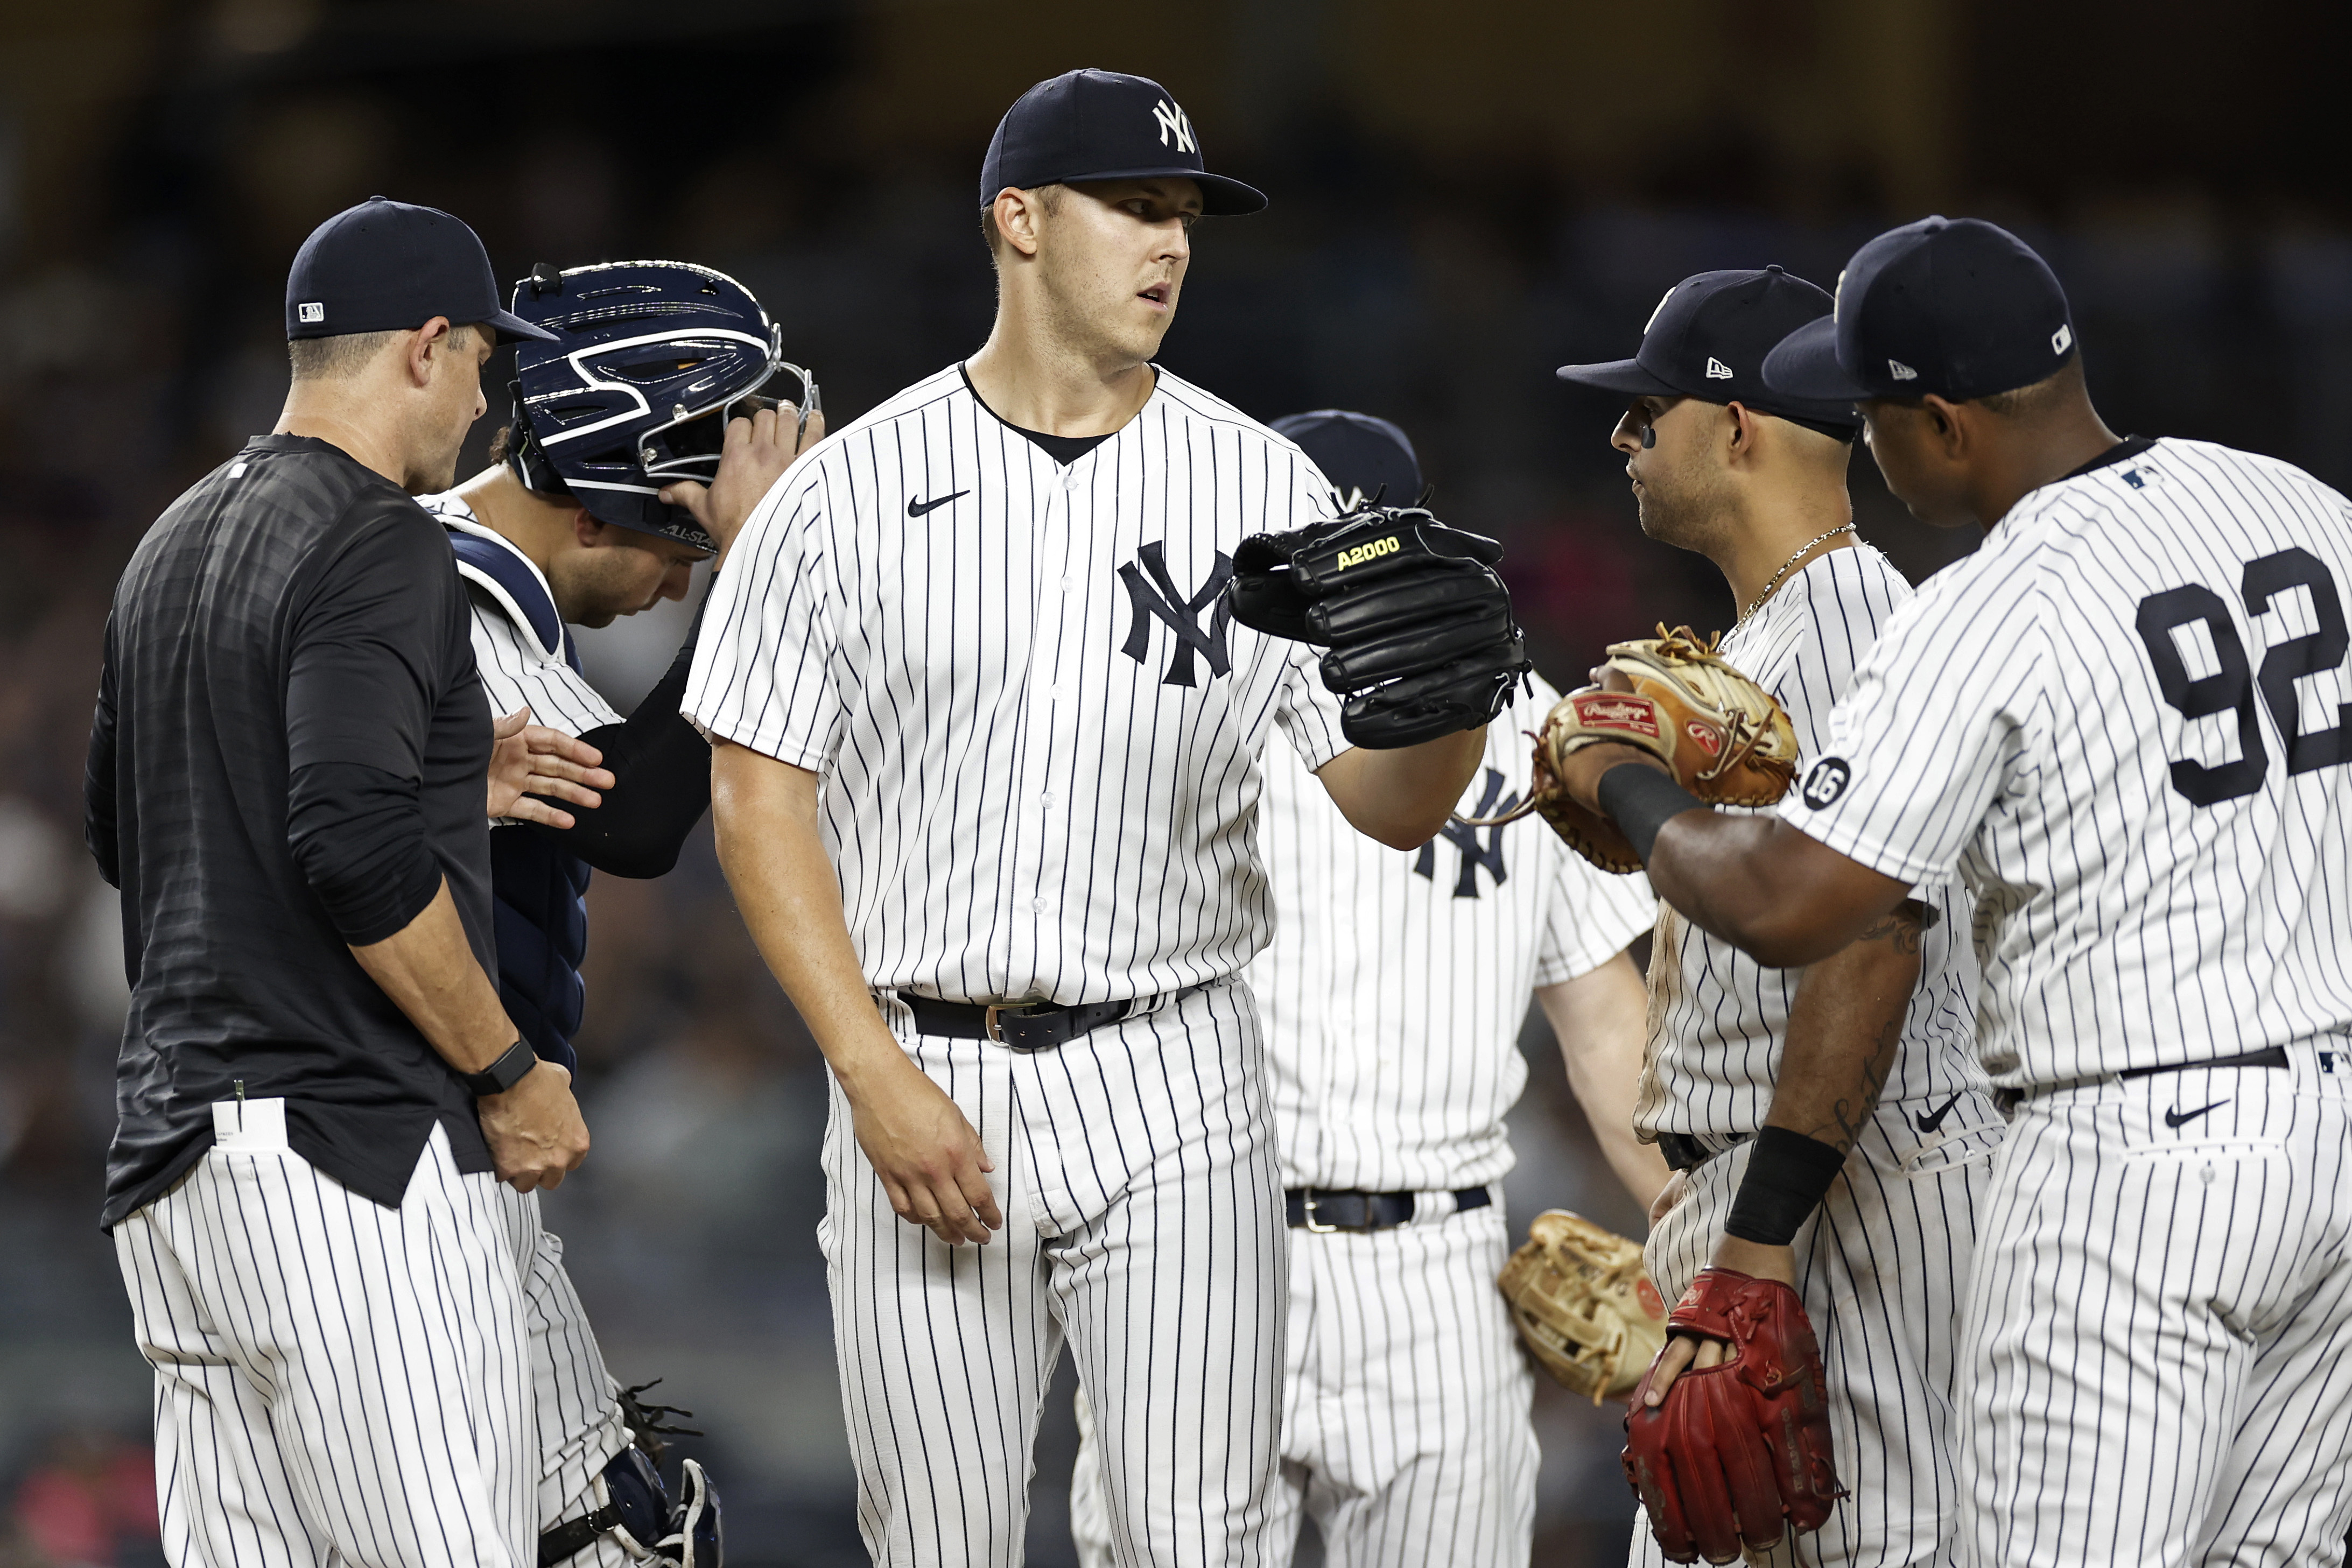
[1284,1186,1490,1233]
[907,992,1182,1051]
[1993,1045,2291,1114]
[1657,1130,1750,1173]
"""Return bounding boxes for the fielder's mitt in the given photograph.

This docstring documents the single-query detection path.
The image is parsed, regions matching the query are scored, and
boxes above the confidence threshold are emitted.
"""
[1621,1268,1845,1565]
[1497,1210,1669,1404]
[1227,503,1532,749]
[1465,626,1800,872]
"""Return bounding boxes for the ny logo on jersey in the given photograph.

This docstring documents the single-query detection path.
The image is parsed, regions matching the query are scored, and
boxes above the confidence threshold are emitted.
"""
[1119,541,1233,686]
[1412,768,1517,897]
[1151,98,1196,153]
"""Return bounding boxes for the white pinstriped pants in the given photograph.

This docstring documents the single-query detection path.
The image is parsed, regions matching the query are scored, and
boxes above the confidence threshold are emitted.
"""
[1071,1200,1537,1568]
[114,1116,633,1568]
[1958,1053,2352,1568]
[825,981,1288,1567]
[1635,1094,1999,1568]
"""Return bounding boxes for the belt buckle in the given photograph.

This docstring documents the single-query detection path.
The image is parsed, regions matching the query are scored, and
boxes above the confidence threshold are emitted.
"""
[983,1002,1042,1046]
[1300,1190,1362,1234]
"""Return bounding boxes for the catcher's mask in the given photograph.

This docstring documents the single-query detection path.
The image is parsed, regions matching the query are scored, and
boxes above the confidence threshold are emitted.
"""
[505,259,816,556]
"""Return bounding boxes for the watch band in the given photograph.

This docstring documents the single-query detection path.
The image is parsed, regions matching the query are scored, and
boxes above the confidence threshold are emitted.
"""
[461,1039,537,1098]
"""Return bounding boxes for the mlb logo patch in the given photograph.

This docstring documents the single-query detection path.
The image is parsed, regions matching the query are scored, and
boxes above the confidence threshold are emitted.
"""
[297,301,325,324]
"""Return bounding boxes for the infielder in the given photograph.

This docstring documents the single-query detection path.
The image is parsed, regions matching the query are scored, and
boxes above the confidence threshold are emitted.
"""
[419,258,823,1566]
[1067,410,1665,1568]
[87,198,596,1568]
[684,70,1525,1566]
[1553,216,2352,1566]
[1555,265,1996,1566]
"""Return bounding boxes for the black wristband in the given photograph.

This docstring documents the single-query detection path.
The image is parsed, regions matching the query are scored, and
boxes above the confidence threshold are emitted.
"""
[1724,1126,1848,1246]
[460,1039,538,1098]
[1595,762,1707,864]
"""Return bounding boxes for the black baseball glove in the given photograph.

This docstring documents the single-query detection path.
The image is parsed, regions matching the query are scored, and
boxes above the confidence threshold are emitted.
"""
[1227,503,1531,749]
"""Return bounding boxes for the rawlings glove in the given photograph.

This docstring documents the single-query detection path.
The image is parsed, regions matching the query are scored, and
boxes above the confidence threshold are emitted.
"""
[1466,625,1799,872]
[1497,1210,1670,1404]
[1227,503,1532,749]
[1621,1268,1845,1565]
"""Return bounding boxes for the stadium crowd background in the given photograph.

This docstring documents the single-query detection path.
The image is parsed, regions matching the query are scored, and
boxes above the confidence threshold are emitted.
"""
[0,2,2346,1564]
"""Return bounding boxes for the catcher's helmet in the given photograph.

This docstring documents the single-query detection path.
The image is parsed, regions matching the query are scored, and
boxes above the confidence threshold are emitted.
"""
[504,259,813,554]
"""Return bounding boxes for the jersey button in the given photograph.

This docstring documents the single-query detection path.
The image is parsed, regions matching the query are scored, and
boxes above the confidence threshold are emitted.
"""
[1038,791,1057,808]
[1031,896,1052,913]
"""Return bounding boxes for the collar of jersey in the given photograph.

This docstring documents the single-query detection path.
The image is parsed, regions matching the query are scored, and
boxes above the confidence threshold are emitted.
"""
[956,362,1160,463]
[433,505,569,666]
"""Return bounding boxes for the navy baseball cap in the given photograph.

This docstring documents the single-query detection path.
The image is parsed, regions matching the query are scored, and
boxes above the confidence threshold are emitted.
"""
[1761,216,2076,404]
[286,196,556,344]
[1271,410,1423,504]
[1555,265,1859,433]
[980,69,1266,216]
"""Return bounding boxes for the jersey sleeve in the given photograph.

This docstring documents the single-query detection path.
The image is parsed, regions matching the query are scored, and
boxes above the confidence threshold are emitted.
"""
[683,463,842,772]
[1777,556,2048,888]
[1534,856,1656,985]
[1269,454,1350,770]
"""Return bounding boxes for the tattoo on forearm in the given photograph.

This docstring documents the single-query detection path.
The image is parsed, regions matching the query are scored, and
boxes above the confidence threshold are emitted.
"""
[1856,899,1929,957]
[1803,1010,1903,1153]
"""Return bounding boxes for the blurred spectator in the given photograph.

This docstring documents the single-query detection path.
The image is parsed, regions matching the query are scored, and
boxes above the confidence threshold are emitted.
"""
[6,1430,157,1568]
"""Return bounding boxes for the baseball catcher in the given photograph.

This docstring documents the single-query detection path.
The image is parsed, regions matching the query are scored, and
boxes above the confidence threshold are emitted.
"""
[1226,501,1533,748]
[1464,627,1798,869]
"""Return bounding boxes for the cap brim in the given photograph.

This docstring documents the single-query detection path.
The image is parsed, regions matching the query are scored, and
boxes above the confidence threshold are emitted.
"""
[483,306,559,344]
[1049,166,1268,215]
[1554,357,1683,397]
[1760,317,1867,402]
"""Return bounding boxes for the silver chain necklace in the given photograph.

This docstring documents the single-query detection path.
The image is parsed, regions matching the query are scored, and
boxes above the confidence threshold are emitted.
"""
[1738,524,1856,626]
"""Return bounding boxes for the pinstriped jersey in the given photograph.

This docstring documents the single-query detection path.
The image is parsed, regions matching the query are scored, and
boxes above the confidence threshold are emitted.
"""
[1785,437,2352,1087]
[416,495,620,738]
[1256,673,1656,1191]
[1638,544,1984,1140]
[683,363,1351,1006]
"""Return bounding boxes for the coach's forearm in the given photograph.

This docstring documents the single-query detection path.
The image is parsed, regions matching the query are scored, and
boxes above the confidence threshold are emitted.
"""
[708,741,909,1089]
[1316,727,1485,850]
[348,879,519,1074]
[1645,810,1909,966]
[1759,904,1926,1155]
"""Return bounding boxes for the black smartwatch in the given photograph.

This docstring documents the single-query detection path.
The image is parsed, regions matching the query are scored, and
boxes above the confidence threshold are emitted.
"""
[461,1040,538,1098]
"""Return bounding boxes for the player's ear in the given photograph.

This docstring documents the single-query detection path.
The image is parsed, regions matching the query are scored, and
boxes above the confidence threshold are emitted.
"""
[1921,395,1969,458]
[993,189,1044,259]
[1723,402,1760,463]
[571,508,603,547]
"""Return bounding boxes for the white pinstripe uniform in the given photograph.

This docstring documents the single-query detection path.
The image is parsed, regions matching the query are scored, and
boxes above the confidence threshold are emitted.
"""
[1784,437,2352,1568]
[115,1114,542,1568]
[1066,673,1656,1567]
[415,493,637,1562]
[1635,542,1998,1568]
[683,363,1355,1567]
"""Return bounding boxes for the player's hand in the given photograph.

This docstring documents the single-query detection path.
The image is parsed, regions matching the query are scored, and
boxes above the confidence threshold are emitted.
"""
[1640,1235,1800,1404]
[1648,1167,1690,1227]
[478,1059,592,1193]
[659,400,826,565]
[488,706,615,828]
[1554,739,1669,814]
[848,1057,1004,1246]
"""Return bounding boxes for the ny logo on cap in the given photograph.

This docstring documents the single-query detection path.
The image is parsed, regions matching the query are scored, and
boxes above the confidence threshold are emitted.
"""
[1705,357,1733,379]
[1644,286,1676,334]
[298,302,325,324]
[1152,99,1196,154]
[1888,359,1918,381]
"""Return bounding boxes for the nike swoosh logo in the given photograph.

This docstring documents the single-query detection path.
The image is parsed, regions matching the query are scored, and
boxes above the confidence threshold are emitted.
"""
[1914,1093,1965,1135]
[2165,1100,2228,1129]
[907,490,969,518]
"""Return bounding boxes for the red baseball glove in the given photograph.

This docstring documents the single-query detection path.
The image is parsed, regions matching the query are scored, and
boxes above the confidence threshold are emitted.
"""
[1620,1268,1845,1565]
